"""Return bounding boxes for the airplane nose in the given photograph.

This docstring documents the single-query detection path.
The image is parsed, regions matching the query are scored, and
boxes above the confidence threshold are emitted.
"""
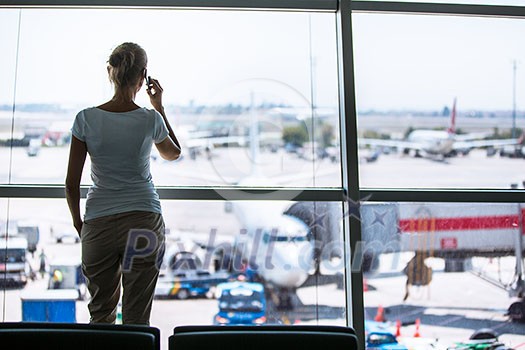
[266,243,313,287]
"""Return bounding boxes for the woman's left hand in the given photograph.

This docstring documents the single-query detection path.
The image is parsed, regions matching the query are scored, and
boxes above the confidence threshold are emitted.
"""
[147,78,164,112]
[74,221,83,237]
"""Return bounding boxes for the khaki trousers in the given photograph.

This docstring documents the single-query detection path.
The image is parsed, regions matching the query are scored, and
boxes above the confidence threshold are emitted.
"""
[81,211,165,325]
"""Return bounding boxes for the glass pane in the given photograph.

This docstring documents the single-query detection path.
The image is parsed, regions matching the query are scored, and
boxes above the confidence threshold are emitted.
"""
[1,199,83,323]
[3,198,345,346]
[0,10,19,184]
[5,9,340,188]
[353,13,525,189]
[360,201,525,348]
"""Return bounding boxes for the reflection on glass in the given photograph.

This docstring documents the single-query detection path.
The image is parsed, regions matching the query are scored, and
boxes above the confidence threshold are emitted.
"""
[1,199,345,332]
[2,9,340,187]
[361,202,525,348]
[353,13,525,189]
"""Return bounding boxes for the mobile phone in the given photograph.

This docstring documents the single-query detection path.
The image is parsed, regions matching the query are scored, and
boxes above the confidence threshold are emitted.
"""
[144,69,151,87]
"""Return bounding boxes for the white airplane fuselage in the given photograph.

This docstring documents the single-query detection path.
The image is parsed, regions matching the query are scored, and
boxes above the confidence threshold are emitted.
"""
[407,130,455,155]
[231,200,315,290]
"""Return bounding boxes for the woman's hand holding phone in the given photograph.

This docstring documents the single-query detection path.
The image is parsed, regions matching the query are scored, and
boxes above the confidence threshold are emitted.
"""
[146,77,164,112]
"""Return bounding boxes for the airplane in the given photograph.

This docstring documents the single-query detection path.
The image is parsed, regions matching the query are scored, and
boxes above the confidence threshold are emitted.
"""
[360,98,524,159]
[176,105,322,162]
[226,196,316,309]
[155,105,324,310]
[212,114,318,309]
[155,199,316,308]
[176,125,252,160]
[161,99,523,312]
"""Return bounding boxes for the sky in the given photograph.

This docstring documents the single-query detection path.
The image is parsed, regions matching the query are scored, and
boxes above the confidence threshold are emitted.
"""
[1,6,525,111]
[0,9,338,110]
[352,12,525,111]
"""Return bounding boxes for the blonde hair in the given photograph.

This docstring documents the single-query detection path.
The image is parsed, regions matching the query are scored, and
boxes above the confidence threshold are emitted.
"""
[108,42,147,88]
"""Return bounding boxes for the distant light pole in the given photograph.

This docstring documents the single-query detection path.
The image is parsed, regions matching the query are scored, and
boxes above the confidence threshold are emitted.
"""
[512,60,517,139]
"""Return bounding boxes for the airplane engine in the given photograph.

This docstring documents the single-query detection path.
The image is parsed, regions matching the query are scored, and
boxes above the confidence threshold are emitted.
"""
[284,202,341,274]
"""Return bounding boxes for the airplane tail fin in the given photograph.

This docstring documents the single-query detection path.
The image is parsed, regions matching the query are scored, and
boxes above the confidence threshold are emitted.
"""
[447,98,457,134]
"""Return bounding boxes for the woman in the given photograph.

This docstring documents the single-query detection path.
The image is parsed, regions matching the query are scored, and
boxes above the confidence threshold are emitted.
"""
[66,42,181,325]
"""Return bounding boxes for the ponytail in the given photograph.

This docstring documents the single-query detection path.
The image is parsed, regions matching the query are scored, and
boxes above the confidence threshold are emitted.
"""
[108,42,147,88]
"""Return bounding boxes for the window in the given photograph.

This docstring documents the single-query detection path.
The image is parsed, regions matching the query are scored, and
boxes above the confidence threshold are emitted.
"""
[353,1,525,348]
[0,6,347,344]
[1,8,340,188]
[353,12,525,189]
[1,199,346,341]
[1,1,524,349]
[360,201,525,347]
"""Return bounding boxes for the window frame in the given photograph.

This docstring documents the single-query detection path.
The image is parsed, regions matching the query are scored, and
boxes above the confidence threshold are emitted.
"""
[1,1,524,347]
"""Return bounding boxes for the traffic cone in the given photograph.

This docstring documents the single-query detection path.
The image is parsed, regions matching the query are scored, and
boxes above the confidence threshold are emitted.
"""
[413,318,421,338]
[395,319,401,338]
[374,305,385,322]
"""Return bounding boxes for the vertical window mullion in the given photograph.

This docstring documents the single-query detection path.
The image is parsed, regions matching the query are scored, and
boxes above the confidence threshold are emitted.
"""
[337,0,365,345]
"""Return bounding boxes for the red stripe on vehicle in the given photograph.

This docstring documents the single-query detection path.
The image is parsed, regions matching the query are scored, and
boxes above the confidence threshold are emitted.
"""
[522,208,525,234]
[399,215,520,233]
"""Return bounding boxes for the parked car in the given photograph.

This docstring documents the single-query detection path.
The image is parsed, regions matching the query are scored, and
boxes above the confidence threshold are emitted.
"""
[366,321,407,350]
[213,281,266,325]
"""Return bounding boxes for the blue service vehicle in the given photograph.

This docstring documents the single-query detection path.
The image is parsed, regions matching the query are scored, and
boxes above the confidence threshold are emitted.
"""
[155,270,230,300]
[213,281,266,325]
[365,321,408,350]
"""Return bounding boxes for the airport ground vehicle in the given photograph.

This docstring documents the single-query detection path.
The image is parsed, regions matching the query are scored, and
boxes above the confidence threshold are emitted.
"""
[50,227,79,244]
[499,145,524,158]
[26,138,41,157]
[365,321,408,350]
[360,202,525,320]
[155,270,230,300]
[447,328,511,350]
[15,221,40,254]
[213,281,267,325]
[359,202,525,271]
[1,220,40,255]
[47,258,87,300]
[0,236,29,287]
[366,332,407,350]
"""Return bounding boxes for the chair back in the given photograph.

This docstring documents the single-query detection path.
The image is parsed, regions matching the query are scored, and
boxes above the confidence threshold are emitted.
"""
[0,322,160,350]
[170,325,358,350]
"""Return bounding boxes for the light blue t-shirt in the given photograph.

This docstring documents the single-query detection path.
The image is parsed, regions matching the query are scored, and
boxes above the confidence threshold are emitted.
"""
[71,107,169,221]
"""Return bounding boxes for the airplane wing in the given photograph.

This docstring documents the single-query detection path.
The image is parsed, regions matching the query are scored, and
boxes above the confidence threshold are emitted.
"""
[185,136,248,149]
[453,132,490,141]
[453,136,523,150]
